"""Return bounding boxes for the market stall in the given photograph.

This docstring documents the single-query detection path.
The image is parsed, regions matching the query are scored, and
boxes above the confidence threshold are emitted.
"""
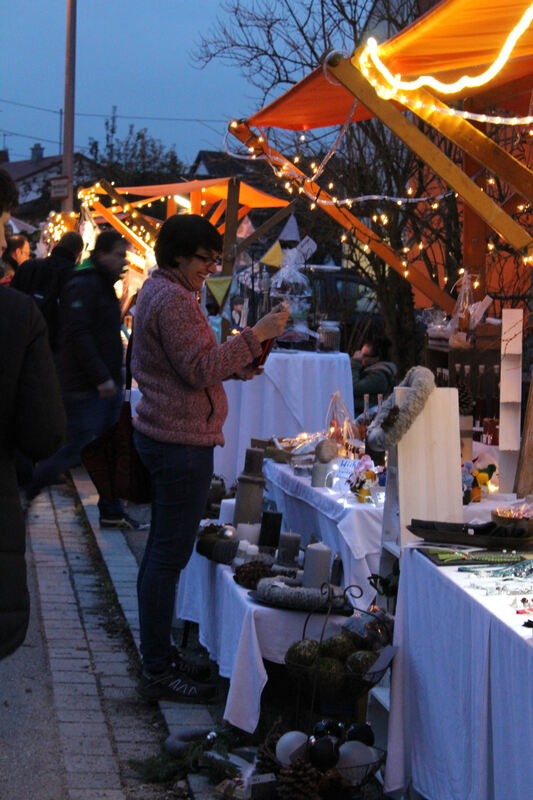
[215,350,354,486]
[264,461,382,609]
[228,0,533,307]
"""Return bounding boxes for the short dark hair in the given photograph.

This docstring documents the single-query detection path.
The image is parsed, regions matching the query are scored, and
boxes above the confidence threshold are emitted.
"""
[5,234,27,256]
[154,214,222,268]
[0,168,18,213]
[92,230,126,255]
[57,231,84,257]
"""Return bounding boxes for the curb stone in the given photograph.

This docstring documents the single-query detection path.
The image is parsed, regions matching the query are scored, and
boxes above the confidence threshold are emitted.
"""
[71,468,219,799]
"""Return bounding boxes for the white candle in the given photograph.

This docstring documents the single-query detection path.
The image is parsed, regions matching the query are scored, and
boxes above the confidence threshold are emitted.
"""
[246,544,259,561]
[236,523,261,544]
[302,542,332,588]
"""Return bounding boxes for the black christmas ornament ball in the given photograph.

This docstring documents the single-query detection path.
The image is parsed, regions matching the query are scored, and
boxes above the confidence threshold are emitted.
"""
[307,735,340,769]
[313,719,346,740]
[346,722,375,746]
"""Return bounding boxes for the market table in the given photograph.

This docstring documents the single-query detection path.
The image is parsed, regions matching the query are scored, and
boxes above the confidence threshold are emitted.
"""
[264,460,383,609]
[384,546,533,800]
[264,458,511,611]
[214,350,354,486]
[175,549,345,733]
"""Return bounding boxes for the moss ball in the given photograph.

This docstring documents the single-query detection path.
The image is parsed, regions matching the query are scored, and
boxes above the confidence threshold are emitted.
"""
[285,638,320,667]
[315,656,345,689]
[345,650,379,679]
[318,632,357,663]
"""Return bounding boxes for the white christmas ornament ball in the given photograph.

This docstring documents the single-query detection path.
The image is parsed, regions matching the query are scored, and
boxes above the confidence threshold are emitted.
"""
[336,741,380,785]
[275,730,308,766]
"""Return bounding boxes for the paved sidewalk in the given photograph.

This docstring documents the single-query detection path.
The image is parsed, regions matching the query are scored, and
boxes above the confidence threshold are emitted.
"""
[0,480,207,800]
[70,469,219,800]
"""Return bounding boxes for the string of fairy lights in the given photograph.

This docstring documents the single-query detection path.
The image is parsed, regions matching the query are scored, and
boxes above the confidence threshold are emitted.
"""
[226,7,533,280]
[45,8,533,288]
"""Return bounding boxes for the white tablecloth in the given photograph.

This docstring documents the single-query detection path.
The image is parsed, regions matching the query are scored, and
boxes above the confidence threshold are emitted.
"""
[264,461,516,611]
[176,549,345,733]
[214,350,354,486]
[264,461,382,609]
[385,547,533,799]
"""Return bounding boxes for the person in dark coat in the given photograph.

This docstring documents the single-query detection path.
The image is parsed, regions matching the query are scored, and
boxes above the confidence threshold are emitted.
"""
[352,338,398,415]
[0,233,30,283]
[0,168,66,660]
[25,230,142,530]
[11,231,84,351]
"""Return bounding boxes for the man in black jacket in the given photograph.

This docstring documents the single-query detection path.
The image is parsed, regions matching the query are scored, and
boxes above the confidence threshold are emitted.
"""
[25,230,142,530]
[0,168,66,660]
[11,230,84,350]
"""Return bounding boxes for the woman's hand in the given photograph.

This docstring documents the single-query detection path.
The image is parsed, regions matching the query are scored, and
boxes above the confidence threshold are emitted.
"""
[252,304,290,342]
[230,365,264,381]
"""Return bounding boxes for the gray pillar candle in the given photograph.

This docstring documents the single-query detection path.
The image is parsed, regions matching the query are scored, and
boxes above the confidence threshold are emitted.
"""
[278,531,301,565]
[302,541,332,588]
[233,448,266,526]
[311,461,330,487]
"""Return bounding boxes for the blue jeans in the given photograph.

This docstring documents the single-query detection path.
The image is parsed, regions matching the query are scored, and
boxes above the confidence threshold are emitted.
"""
[29,390,123,517]
[133,430,214,674]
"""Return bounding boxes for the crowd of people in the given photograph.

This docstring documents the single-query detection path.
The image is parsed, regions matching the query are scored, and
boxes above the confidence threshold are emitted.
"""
[0,161,399,704]
[0,166,290,705]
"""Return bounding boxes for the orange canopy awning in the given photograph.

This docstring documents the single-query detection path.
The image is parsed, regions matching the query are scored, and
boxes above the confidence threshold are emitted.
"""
[115,177,288,209]
[246,0,533,131]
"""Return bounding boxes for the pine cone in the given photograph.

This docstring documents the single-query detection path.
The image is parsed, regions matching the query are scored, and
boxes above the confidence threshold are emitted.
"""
[318,768,352,800]
[234,561,273,590]
[255,719,284,775]
[277,759,322,800]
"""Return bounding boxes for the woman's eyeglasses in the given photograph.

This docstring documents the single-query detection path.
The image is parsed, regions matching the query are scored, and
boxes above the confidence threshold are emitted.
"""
[194,252,221,269]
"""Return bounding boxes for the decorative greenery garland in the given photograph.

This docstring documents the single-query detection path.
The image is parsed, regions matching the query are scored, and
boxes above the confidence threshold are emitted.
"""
[366,366,435,451]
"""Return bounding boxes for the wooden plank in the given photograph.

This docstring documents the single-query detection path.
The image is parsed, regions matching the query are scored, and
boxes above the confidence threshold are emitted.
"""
[98,179,160,243]
[327,56,533,253]
[230,123,455,313]
[514,377,533,497]
[397,387,463,547]
[190,190,202,215]
[166,197,177,218]
[217,204,251,236]
[221,177,240,277]
[463,149,488,297]
[209,199,227,227]
[91,199,151,255]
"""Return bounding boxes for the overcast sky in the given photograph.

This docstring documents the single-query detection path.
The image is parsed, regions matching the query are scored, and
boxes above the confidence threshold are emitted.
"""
[0,0,261,166]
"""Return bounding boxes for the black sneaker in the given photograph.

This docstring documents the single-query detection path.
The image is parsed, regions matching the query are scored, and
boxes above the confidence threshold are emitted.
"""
[136,648,211,681]
[137,669,216,703]
[99,512,148,530]
[171,646,211,682]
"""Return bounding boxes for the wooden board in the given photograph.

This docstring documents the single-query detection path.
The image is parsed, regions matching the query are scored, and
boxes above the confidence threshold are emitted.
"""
[397,387,463,546]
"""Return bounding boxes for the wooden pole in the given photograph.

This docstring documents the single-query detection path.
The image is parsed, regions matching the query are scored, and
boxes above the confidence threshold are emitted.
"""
[220,177,241,341]
[61,0,76,212]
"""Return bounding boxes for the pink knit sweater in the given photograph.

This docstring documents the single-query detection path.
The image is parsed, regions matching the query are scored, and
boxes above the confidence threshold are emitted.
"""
[131,267,262,446]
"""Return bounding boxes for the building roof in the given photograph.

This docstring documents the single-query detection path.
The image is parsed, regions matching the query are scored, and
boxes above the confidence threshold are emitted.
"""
[2,153,93,183]
[189,150,273,182]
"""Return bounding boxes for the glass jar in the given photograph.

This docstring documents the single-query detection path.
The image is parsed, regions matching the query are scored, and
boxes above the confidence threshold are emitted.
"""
[318,320,341,352]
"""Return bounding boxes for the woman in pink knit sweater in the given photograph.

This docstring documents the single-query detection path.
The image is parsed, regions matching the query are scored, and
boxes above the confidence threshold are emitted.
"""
[132,214,288,702]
